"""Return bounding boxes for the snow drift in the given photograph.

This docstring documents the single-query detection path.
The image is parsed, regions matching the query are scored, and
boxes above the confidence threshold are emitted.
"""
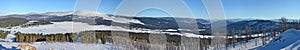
[255,29,300,50]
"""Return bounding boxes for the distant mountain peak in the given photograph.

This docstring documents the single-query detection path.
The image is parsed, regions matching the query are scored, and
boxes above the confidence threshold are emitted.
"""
[45,11,72,16]
[45,10,105,16]
[73,10,105,16]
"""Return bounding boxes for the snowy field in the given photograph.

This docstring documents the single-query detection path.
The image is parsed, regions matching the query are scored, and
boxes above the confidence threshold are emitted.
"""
[222,29,300,50]
[0,21,272,38]
[0,22,127,34]
[0,21,220,38]
[254,29,300,50]
[0,42,118,50]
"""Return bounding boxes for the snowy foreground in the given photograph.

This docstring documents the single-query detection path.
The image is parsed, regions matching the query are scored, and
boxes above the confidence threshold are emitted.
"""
[224,29,300,50]
[254,29,300,50]
[0,42,118,50]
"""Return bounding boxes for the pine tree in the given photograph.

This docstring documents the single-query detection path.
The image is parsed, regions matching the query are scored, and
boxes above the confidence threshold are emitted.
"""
[16,33,19,42]
[67,33,78,42]
[46,35,51,42]
[51,35,54,42]
[61,34,66,42]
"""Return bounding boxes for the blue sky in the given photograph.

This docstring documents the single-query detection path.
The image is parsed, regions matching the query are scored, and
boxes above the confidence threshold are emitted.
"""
[0,0,300,19]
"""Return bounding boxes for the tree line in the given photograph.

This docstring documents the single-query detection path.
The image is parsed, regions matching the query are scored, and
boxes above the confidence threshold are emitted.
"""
[15,31,110,44]
[0,30,10,39]
[226,17,300,48]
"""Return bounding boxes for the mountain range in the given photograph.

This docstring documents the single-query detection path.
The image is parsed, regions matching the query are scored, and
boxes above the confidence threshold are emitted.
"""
[0,10,284,31]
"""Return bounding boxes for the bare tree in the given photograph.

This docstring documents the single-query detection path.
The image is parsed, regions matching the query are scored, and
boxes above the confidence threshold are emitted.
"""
[292,20,298,29]
[230,29,237,48]
[262,28,267,45]
[280,17,287,32]
[239,27,243,42]
[271,28,276,38]
[245,26,251,42]
[255,27,260,46]
[298,19,300,29]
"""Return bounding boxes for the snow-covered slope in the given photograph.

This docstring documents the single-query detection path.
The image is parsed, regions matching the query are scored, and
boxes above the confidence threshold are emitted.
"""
[0,22,168,35]
[0,42,118,50]
[227,20,279,30]
[0,22,126,34]
[255,29,300,50]
[4,10,144,25]
[45,10,144,25]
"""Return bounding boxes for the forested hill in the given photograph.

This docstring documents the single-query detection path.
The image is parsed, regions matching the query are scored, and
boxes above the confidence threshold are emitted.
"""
[0,17,29,27]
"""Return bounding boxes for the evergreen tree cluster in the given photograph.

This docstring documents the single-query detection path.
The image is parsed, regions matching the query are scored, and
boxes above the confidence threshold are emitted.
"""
[15,32,78,43]
[0,30,10,39]
[14,31,110,44]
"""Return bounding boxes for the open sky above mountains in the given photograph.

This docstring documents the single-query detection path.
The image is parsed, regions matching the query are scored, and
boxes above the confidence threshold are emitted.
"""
[1,0,300,19]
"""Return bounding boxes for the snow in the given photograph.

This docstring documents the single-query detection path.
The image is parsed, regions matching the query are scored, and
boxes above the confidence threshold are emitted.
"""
[0,30,16,42]
[0,42,19,49]
[254,29,300,50]
[45,12,73,16]
[225,38,264,50]
[219,33,275,50]
[284,40,300,50]
[0,22,189,37]
[0,42,117,50]
[182,33,212,38]
[0,21,215,38]
[2,33,15,42]
[0,22,127,34]
[248,21,258,25]
[222,29,300,50]
[45,10,145,25]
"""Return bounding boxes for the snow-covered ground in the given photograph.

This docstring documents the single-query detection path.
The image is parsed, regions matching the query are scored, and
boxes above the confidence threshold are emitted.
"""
[224,29,300,50]
[224,38,264,50]
[254,29,300,50]
[0,30,16,42]
[46,10,145,25]
[0,22,128,34]
[0,21,217,38]
[0,21,174,35]
[0,42,118,50]
[1,33,15,42]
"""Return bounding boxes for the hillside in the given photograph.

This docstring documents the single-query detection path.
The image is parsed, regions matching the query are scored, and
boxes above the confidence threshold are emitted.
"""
[254,29,300,50]
[0,18,29,27]
[227,20,279,30]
